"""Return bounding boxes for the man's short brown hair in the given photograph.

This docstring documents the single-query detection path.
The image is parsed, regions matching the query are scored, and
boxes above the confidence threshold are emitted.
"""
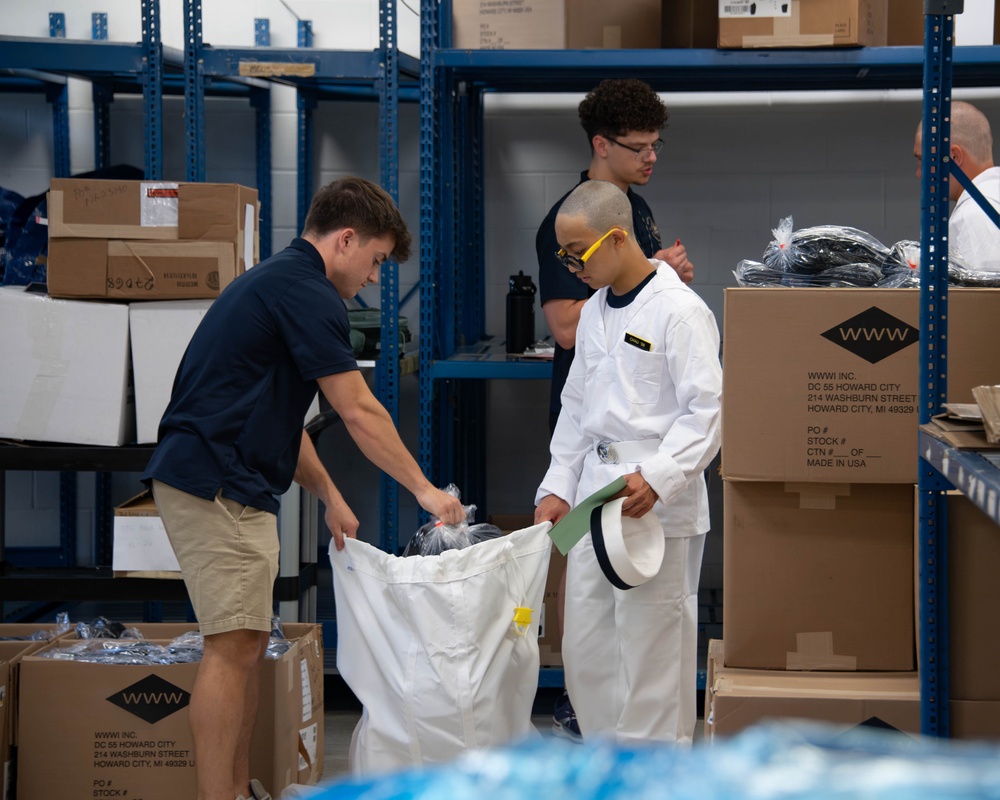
[303,176,412,262]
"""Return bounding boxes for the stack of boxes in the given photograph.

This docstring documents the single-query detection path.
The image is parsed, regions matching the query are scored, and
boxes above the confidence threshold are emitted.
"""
[711,287,998,739]
[0,179,258,446]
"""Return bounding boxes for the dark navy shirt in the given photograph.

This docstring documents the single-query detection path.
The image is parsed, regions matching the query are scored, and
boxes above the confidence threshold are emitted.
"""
[536,171,662,418]
[142,238,358,514]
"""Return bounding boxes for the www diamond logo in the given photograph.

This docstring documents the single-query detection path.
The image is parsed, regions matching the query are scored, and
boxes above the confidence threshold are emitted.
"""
[107,674,191,723]
[820,307,919,364]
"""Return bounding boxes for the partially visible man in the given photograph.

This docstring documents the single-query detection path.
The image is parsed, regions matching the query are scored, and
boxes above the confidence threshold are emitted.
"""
[143,176,464,800]
[914,100,1000,272]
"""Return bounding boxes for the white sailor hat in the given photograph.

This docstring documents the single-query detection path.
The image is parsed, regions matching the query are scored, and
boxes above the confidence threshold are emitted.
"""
[589,497,664,589]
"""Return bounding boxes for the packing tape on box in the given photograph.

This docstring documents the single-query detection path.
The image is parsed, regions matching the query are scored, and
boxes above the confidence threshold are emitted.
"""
[786,631,858,671]
[785,483,852,510]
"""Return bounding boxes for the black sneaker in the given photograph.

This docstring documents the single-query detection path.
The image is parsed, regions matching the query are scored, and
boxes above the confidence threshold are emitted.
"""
[552,690,582,742]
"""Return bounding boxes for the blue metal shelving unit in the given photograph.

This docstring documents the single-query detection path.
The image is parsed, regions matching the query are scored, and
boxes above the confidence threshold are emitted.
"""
[419,0,1000,712]
[181,1,418,553]
[916,1,1000,740]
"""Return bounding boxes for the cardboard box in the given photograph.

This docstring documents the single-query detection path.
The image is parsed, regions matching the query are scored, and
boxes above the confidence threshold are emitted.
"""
[706,653,920,738]
[0,287,134,446]
[47,179,182,241]
[47,239,237,300]
[452,0,660,49]
[951,700,1000,740]
[722,288,999,484]
[1,639,53,800]
[539,545,565,667]
[947,494,1000,702]
[718,0,888,48]
[723,481,915,671]
[113,493,182,579]
[16,623,323,799]
[177,182,259,275]
[887,0,922,45]
[48,180,258,261]
[129,299,213,443]
[662,0,719,48]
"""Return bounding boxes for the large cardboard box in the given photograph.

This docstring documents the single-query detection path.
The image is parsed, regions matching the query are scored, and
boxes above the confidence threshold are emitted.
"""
[887,0,922,45]
[16,623,323,799]
[718,0,888,48]
[947,495,1000,702]
[722,288,999,484]
[47,179,181,241]
[47,239,237,300]
[113,493,182,579]
[48,180,258,259]
[723,481,915,671]
[0,287,134,446]
[452,0,660,49]
[706,648,920,738]
[129,299,213,443]
[951,700,1000,740]
[1,640,52,800]
[662,0,719,48]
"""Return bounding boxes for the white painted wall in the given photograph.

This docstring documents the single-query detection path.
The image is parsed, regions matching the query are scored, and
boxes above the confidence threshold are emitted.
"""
[2,0,999,570]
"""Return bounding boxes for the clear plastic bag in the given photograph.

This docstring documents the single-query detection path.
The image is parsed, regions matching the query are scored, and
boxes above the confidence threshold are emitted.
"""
[734,259,884,288]
[877,240,1000,288]
[763,215,890,275]
[402,484,504,557]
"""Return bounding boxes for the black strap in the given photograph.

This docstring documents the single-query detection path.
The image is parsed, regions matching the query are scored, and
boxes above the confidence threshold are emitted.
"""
[590,504,635,591]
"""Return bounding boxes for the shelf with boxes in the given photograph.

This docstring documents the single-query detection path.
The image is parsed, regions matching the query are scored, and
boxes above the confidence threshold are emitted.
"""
[420,0,1000,713]
[182,0,421,551]
[416,0,1000,521]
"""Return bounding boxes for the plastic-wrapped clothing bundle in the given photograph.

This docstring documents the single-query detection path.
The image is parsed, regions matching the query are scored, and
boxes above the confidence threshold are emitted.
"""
[402,483,503,557]
[763,216,890,275]
[311,721,1000,800]
[0,611,72,641]
[38,617,293,663]
[877,240,1000,288]
[734,260,884,288]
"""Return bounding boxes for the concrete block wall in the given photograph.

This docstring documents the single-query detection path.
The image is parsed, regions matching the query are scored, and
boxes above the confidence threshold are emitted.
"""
[2,1,999,574]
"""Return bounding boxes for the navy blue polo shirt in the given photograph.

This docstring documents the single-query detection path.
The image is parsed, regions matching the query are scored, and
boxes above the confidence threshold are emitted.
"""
[536,171,662,418]
[143,237,358,514]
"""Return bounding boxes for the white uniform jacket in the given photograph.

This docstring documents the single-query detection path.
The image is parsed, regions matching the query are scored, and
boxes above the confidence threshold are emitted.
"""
[951,165,1000,273]
[535,262,722,538]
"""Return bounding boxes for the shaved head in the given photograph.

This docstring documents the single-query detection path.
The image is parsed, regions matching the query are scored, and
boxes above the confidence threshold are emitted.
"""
[557,180,634,235]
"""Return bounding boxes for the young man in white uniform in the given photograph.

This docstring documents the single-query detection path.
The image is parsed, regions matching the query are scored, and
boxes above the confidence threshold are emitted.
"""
[914,100,1000,272]
[533,180,722,744]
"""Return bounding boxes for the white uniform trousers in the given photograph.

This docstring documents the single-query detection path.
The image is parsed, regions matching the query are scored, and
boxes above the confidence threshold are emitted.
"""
[563,530,705,745]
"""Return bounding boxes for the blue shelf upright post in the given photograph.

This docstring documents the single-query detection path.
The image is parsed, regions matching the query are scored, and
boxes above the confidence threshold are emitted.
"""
[92,14,112,172]
[917,0,961,739]
[418,0,440,489]
[251,85,272,260]
[378,0,402,551]
[143,0,164,180]
[183,0,205,182]
[46,15,70,178]
[296,21,314,238]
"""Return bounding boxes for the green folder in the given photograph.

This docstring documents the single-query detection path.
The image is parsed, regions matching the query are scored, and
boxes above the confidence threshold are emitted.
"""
[546,476,627,555]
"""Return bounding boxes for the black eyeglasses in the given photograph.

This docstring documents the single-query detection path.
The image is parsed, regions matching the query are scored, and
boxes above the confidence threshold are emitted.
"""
[606,137,664,161]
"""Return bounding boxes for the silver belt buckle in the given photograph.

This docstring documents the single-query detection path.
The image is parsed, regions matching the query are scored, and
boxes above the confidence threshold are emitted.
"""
[596,440,618,464]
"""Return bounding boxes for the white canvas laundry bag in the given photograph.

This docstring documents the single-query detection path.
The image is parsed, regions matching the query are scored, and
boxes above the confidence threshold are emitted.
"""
[329,522,553,775]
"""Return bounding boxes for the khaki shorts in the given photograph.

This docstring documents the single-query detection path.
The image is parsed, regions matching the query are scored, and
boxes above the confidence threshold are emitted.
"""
[151,480,280,636]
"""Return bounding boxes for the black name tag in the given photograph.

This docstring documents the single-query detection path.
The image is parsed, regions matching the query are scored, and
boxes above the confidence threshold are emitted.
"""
[624,332,652,351]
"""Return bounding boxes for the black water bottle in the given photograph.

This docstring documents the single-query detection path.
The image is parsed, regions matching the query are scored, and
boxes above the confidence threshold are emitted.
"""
[506,271,536,354]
